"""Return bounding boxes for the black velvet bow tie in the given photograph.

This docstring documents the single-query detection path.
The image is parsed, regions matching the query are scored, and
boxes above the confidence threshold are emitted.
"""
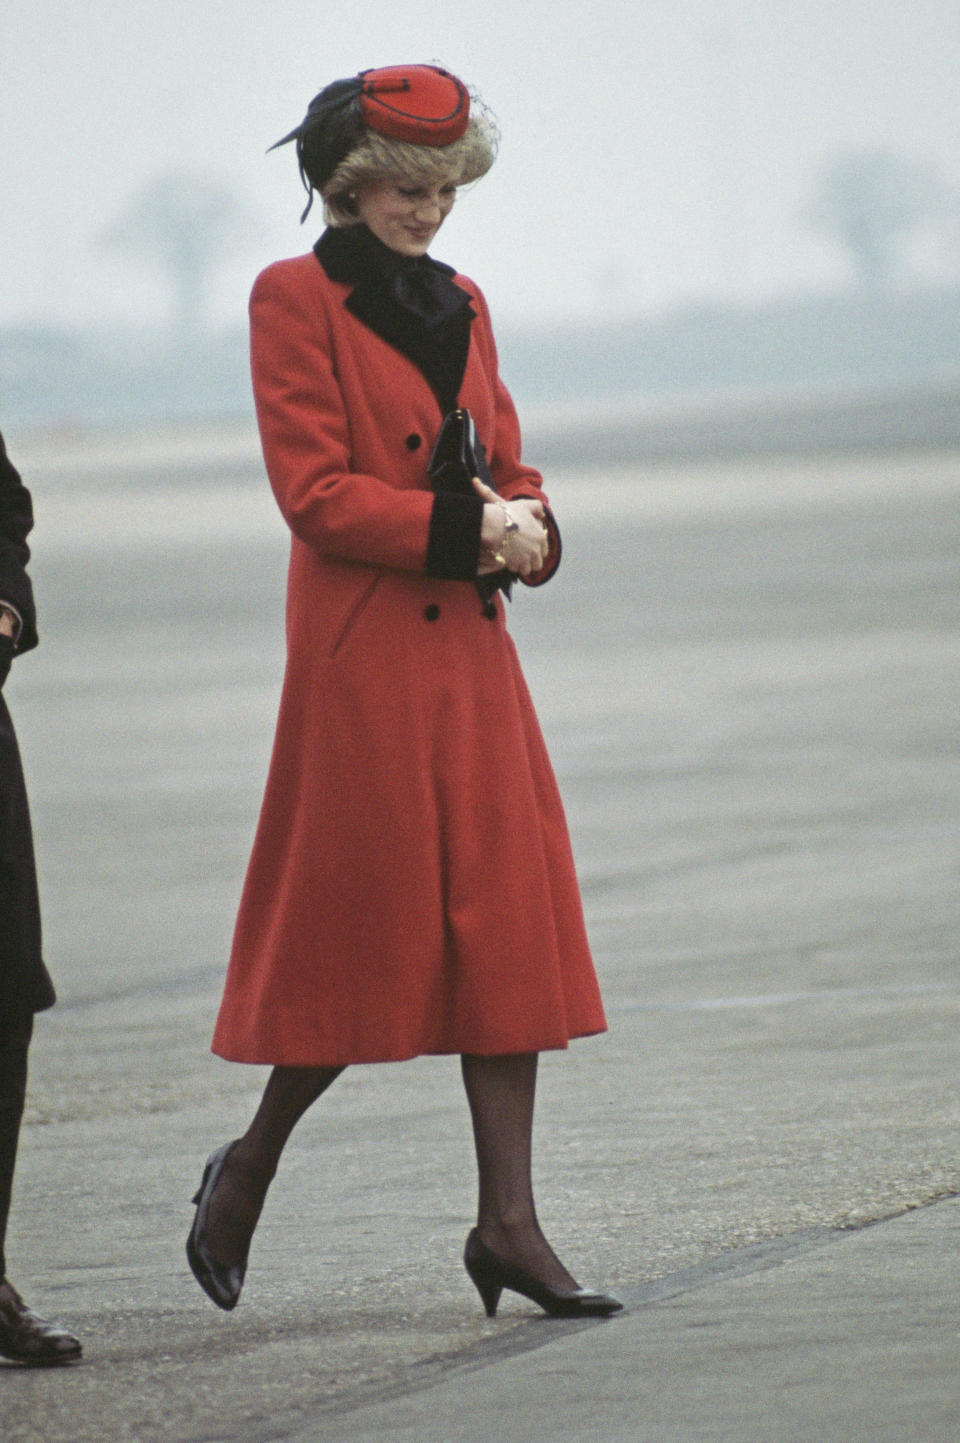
[391,257,468,327]
[315,225,471,330]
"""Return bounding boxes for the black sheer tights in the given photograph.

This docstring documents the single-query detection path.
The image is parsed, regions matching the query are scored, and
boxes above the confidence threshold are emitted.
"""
[203,1052,576,1290]
[203,1064,343,1269]
[461,1052,578,1291]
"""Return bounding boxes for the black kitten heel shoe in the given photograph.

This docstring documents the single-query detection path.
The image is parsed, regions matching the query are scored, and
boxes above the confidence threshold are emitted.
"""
[186,1141,247,1310]
[463,1229,623,1319]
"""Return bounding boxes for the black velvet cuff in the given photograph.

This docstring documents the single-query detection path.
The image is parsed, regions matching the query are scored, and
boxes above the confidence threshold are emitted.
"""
[0,545,37,653]
[425,491,485,580]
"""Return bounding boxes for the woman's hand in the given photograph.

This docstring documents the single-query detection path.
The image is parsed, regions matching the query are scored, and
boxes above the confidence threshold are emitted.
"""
[473,477,549,578]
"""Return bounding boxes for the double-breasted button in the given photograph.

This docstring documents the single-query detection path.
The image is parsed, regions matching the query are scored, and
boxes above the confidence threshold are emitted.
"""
[405,433,423,451]
[424,604,440,621]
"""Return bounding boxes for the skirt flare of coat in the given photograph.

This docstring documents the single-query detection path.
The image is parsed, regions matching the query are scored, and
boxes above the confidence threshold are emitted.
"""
[212,252,606,1065]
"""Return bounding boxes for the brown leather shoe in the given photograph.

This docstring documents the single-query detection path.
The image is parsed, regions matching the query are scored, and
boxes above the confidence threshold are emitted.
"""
[0,1280,82,1365]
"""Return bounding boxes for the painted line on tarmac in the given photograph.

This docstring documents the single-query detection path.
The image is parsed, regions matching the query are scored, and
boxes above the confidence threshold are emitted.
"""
[612,980,960,1014]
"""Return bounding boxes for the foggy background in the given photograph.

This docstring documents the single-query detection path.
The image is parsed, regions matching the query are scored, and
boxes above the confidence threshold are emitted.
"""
[2,0,960,430]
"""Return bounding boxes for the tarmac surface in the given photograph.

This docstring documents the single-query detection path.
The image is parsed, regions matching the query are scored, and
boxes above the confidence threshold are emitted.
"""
[2,435,959,1440]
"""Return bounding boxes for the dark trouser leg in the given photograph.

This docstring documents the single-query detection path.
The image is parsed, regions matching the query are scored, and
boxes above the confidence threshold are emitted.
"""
[460,1051,578,1291]
[203,1063,344,1269]
[0,1017,83,1361]
[0,1016,33,1280]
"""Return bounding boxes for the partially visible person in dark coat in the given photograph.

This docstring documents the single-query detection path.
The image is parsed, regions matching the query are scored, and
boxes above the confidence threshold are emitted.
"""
[0,429,81,1365]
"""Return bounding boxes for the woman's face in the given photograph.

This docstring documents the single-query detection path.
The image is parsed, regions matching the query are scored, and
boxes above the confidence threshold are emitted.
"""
[353,177,457,256]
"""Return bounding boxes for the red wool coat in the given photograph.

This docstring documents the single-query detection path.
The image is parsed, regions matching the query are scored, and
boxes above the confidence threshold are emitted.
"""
[211,249,606,1065]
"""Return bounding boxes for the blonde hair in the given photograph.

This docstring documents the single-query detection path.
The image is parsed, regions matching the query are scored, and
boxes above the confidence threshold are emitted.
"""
[322,107,499,227]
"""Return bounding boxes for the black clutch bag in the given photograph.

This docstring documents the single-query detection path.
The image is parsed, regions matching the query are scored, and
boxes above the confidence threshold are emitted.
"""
[427,407,513,599]
[427,406,493,495]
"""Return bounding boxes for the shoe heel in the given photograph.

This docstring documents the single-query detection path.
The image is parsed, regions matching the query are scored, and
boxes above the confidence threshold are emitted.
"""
[464,1234,504,1317]
[474,1276,502,1318]
[466,1256,502,1316]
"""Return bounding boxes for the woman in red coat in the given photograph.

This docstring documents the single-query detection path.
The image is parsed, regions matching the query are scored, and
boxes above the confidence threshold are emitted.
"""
[188,65,620,1321]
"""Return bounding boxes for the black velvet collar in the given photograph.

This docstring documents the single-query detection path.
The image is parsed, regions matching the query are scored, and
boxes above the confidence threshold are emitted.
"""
[314,225,474,412]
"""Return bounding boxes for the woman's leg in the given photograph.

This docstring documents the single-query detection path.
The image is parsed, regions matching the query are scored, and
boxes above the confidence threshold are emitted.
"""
[202,1064,344,1268]
[460,1051,578,1290]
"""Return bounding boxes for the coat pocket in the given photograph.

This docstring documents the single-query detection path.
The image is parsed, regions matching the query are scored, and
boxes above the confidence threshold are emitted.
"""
[326,573,383,660]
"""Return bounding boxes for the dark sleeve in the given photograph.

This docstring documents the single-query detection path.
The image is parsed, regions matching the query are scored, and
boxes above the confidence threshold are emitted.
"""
[0,431,38,652]
[424,490,484,580]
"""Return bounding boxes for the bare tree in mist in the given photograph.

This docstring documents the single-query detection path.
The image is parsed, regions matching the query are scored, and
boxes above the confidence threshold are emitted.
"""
[102,169,258,335]
[804,148,950,290]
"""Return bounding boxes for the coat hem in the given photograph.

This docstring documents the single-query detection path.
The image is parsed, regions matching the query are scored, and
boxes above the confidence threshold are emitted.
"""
[211,1025,607,1068]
